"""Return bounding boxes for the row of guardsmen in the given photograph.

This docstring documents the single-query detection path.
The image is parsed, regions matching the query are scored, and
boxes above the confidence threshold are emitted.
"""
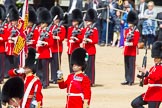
[0,4,99,88]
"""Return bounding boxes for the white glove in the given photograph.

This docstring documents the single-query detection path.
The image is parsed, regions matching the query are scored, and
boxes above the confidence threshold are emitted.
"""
[16,68,25,74]
[0,37,3,40]
[84,38,92,43]
[125,42,132,46]
[53,36,60,40]
[70,37,79,41]
[69,39,75,43]
[37,40,48,46]
[57,70,63,80]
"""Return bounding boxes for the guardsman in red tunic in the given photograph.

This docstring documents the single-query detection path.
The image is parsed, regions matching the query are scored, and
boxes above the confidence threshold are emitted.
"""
[57,48,91,108]
[131,41,162,108]
[5,7,24,73]
[25,6,38,49]
[121,11,140,86]
[49,6,66,84]
[1,77,24,108]
[0,4,7,84]
[82,9,99,86]
[36,7,53,89]
[8,48,43,108]
[67,8,83,73]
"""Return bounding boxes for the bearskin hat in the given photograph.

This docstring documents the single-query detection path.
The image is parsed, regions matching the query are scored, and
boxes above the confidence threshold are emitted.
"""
[72,9,83,23]
[36,7,47,16]
[29,8,37,24]
[85,8,97,22]
[0,4,6,21]
[8,7,19,21]
[151,41,162,58]
[25,48,37,74]
[6,4,17,13]
[50,6,63,20]
[127,10,138,25]
[70,48,88,71]
[38,7,52,25]
[1,77,24,104]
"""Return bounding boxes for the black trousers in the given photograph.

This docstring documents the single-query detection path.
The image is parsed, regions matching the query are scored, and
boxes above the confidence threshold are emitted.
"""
[85,55,95,85]
[51,52,62,82]
[37,59,50,87]
[124,56,136,83]
[68,54,73,73]
[131,94,161,108]
[0,53,5,81]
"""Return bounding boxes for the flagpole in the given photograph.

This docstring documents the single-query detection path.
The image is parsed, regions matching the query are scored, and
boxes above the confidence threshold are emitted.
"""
[20,0,28,67]
[106,6,109,46]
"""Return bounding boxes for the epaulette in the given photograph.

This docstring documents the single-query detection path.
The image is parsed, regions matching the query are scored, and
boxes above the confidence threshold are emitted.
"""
[94,27,97,30]
[135,29,139,32]
[69,26,73,29]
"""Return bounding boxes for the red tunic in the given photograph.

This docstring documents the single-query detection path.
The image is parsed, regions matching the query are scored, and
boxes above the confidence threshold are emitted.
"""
[0,24,8,53]
[142,64,162,101]
[50,25,66,53]
[36,26,53,59]
[5,22,25,55]
[25,26,39,49]
[82,27,98,55]
[8,69,43,107]
[124,28,140,56]
[58,73,91,108]
[67,26,83,54]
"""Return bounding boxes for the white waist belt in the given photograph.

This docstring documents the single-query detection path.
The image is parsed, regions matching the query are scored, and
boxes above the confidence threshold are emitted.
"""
[149,84,162,87]
[67,93,84,101]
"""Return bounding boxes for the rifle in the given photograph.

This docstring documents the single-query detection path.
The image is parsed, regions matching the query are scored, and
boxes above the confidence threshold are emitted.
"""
[26,24,37,42]
[137,48,147,87]
[9,27,17,40]
[71,22,84,37]
[84,22,96,39]
[126,26,137,42]
[39,15,58,41]
[0,13,9,34]
[52,20,64,36]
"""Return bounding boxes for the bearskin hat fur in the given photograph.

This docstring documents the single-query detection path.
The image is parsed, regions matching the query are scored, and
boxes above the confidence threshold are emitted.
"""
[50,6,63,20]
[0,4,6,21]
[151,41,162,58]
[72,9,83,23]
[8,7,19,21]
[7,4,17,13]
[25,48,37,74]
[29,8,37,24]
[127,10,138,25]
[1,77,24,104]
[85,8,97,22]
[38,7,52,24]
[70,48,88,71]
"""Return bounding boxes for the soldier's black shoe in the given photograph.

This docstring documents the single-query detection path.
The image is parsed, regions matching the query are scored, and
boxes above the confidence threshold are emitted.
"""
[128,82,133,86]
[49,80,54,83]
[43,85,48,89]
[121,81,129,85]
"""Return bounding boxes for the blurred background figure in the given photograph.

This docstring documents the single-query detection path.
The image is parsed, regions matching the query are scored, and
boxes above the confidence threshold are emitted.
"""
[156,11,162,41]
[137,0,147,43]
[142,1,157,49]
[67,0,83,27]
[100,0,118,46]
